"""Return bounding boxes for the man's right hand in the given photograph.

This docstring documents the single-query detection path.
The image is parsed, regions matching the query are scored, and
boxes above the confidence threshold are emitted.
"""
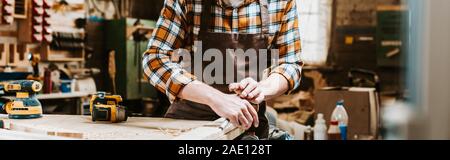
[179,81,259,130]
[208,94,259,130]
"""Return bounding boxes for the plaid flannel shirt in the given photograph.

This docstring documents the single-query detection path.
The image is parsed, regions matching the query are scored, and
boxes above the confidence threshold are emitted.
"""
[144,0,303,102]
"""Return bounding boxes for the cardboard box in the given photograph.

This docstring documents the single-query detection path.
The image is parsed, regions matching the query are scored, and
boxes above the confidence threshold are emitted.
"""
[314,87,379,139]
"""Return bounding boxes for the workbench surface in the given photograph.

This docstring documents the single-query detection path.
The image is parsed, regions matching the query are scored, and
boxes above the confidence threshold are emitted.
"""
[0,114,243,140]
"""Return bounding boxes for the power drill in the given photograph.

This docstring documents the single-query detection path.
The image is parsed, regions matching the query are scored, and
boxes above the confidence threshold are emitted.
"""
[0,80,43,119]
[89,92,128,123]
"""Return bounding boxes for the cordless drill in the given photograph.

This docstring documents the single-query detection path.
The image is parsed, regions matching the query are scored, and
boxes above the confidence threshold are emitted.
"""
[90,92,128,123]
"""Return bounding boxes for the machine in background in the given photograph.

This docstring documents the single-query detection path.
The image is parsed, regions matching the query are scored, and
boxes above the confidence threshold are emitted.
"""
[105,18,157,101]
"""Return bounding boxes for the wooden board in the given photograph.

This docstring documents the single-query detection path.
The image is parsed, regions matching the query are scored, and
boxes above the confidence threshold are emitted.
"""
[0,129,73,140]
[36,92,90,100]
[0,114,244,140]
[176,118,244,140]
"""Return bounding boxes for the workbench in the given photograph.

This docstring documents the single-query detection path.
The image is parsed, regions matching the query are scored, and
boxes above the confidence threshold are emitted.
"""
[0,114,244,140]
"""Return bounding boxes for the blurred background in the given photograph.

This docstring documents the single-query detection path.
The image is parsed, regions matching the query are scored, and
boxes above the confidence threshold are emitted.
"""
[0,0,449,140]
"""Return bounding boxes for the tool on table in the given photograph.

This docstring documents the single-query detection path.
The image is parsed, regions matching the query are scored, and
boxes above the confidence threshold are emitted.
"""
[204,118,231,131]
[0,80,43,119]
[219,119,230,131]
[89,92,128,123]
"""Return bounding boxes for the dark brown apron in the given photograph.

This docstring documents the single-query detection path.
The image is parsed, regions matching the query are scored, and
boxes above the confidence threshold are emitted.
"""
[165,0,271,138]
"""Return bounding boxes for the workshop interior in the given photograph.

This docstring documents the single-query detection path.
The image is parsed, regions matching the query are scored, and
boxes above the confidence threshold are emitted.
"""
[0,0,449,140]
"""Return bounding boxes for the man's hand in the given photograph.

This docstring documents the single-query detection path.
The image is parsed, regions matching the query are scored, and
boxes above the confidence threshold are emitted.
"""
[208,94,259,129]
[178,80,264,129]
[229,78,265,104]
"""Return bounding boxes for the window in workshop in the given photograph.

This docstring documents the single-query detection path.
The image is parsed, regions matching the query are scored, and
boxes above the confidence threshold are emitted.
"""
[296,0,332,65]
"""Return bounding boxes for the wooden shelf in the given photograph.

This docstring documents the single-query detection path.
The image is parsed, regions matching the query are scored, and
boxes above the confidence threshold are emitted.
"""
[41,58,85,62]
[36,92,91,100]
[39,44,85,62]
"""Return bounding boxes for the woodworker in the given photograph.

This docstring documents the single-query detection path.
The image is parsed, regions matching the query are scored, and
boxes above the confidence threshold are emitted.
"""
[143,0,303,139]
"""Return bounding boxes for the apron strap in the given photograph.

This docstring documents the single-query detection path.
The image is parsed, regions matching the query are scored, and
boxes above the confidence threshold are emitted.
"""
[200,0,213,32]
[200,0,270,34]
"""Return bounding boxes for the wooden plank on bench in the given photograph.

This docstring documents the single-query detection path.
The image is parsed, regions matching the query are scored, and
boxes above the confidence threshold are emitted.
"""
[0,114,244,140]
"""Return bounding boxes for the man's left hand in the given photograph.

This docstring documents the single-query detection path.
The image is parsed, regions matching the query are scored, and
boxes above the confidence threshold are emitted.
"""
[229,78,265,104]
